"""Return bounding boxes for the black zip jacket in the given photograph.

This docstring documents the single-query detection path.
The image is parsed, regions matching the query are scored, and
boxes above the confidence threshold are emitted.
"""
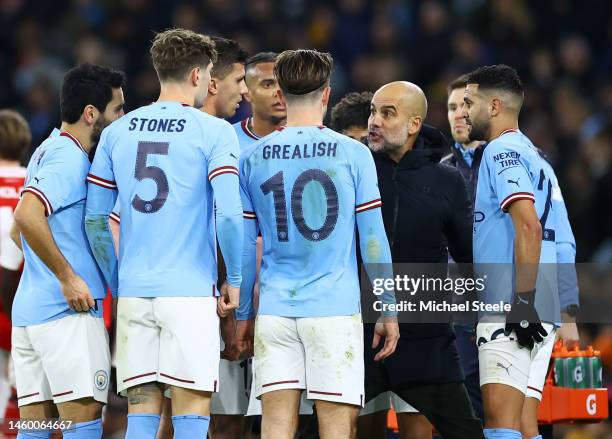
[440,142,485,205]
[366,124,473,385]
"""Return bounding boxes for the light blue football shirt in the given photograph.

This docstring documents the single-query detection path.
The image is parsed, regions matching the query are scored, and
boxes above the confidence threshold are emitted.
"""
[474,129,559,323]
[13,132,105,326]
[233,117,260,151]
[86,101,243,297]
[237,125,394,319]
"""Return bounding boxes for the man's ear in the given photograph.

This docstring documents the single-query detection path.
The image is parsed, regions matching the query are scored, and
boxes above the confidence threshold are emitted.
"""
[490,97,502,117]
[321,86,331,106]
[408,116,423,136]
[208,78,219,96]
[82,104,99,127]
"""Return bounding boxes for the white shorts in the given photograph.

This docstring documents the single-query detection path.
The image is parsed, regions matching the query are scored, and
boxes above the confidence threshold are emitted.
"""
[360,391,418,416]
[254,314,364,407]
[116,296,219,394]
[246,356,314,416]
[211,358,252,415]
[12,314,110,407]
[477,322,556,401]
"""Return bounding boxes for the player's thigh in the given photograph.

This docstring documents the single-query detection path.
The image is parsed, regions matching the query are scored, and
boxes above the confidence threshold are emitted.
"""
[116,297,159,394]
[156,296,220,393]
[525,324,556,401]
[19,400,57,419]
[261,389,301,437]
[57,397,103,423]
[299,313,364,406]
[254,315,305,398]
[11,326,53,407]
[477,322,531,394]
[315,399,359,439]
[29,314,110,406]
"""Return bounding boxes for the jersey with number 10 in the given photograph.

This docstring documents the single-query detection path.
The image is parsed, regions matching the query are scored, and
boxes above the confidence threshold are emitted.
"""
[239,126,383,318]
[474,129,559,323]
[87,101,241,297]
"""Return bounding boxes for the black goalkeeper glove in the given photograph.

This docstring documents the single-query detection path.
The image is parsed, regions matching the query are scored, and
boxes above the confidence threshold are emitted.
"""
[504,290,548,350]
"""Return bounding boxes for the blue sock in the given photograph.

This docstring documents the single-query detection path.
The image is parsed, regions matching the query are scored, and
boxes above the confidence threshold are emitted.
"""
[531,436,543,439]
[172,415,210,439]
[484,429,521,439]
[17,430,50,439]
[126,414,161,439]
[63,418,103,439]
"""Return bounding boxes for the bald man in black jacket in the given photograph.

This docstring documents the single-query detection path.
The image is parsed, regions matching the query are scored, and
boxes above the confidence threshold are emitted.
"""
[362,82,483,439]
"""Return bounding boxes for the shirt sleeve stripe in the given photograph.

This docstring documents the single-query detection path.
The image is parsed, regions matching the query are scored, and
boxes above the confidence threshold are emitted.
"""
[87,173,117,189]
[355,198,382,213]
[243,211,256,219]
[21,186,52,216]
[500,192,535,212]
[109,212,121,223]
[208,166,239,181]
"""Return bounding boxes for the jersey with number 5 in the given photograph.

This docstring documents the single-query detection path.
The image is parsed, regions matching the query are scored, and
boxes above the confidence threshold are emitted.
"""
[239,126,383,317]
[473,129,559,323]
[87,101,241,297]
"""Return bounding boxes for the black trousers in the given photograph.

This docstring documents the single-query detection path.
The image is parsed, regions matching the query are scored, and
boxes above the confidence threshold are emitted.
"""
[365,380,484,439]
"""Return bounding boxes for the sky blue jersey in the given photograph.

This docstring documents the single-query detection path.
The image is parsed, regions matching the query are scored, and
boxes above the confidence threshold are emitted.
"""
[474,129,560,323]
[233,118,260,151]
[85,101,243,298]
[236,125,395,319]
[13,132,105,326]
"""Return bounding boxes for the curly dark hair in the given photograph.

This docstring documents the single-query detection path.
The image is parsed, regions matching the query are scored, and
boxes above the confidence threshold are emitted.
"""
[60,63,125,124]
[150,28,217,82]
[330,91,373,133]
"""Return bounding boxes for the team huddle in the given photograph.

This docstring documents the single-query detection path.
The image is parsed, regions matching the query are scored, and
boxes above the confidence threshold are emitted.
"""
[2,27,579,439]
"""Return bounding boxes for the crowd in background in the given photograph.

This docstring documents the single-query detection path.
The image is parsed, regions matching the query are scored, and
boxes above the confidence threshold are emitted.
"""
[1,0,611,437]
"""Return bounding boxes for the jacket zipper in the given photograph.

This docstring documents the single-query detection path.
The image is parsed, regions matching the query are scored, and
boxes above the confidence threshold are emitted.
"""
[390,165,399,256]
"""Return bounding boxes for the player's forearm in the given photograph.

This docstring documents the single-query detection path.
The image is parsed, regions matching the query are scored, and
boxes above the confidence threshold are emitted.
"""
[9,221,22,251]
[357,209,397,317]
[216,214,243,287]
[84,214,118,295]
[14,199,74,281]
[510,204,542,293]
[236,224,257,320]
[211,174,243,287]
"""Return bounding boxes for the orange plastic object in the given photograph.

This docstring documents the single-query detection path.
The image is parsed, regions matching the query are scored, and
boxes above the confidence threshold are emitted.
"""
[387,409,399,432]
[538,342,609,424]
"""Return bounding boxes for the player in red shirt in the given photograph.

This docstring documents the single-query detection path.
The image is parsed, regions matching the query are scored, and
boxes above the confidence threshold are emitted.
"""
[0,109,30,419]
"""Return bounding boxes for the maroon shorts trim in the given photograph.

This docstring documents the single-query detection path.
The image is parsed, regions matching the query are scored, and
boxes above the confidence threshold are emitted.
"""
[123,371,157,383]
[52,390,74,398]
[309,389,343,396]
[262,379,300,388]
[160,372,195,384]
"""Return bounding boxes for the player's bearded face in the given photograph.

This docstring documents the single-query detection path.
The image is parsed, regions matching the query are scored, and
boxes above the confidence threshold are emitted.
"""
[465,105,489,142]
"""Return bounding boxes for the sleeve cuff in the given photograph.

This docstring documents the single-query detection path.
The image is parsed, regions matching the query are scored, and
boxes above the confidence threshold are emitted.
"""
[87,173,117,189]
[500,192,535,212]
[21,186,53,216]
[356,198,382,213]
[208,166,239,181]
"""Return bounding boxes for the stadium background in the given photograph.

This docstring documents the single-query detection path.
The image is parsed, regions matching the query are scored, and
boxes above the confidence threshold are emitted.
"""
[1,0,611,437]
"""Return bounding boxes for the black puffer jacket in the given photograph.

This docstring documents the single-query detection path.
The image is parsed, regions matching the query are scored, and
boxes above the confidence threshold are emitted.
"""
[365,124,473,385]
